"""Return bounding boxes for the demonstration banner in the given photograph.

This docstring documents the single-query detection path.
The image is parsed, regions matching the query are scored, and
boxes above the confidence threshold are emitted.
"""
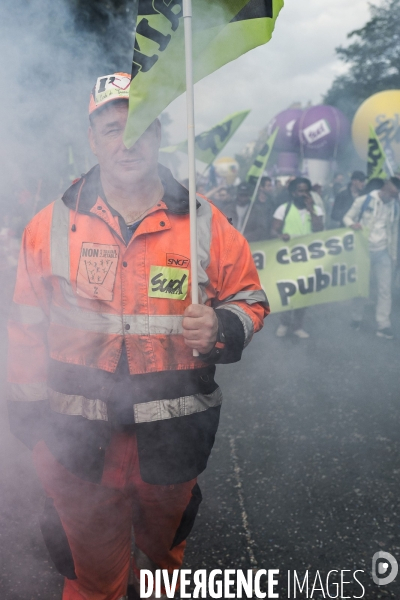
[250,229,370,313]
[124,0,284,147]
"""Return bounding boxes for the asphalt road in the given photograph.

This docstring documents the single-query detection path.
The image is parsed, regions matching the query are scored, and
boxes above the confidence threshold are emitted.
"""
[1,274,400,599]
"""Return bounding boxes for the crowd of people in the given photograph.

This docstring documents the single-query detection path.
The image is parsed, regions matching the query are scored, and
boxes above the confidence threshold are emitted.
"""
[196,170,390,240]
[196,170,400,341]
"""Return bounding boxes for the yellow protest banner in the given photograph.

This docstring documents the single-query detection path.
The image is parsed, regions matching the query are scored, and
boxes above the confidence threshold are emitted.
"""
[250,229,370,313]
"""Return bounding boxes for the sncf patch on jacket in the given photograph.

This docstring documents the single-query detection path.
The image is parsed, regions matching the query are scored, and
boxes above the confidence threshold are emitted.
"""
[77,243,119,301]
[166,253,190,268]
[148,266,189,300]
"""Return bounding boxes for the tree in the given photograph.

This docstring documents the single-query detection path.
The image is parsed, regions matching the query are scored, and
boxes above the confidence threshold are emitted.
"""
[324,0,400,120]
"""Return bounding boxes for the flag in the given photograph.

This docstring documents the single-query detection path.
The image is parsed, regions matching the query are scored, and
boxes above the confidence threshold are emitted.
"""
[246,128,278,185]
[367,125,386,180]
[124,0,284,147]
[160,110,250,165]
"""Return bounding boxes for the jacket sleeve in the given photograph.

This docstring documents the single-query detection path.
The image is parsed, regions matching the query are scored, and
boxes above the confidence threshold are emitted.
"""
[7,225,51,449]
[343,196,365,227]
[203,212,269,364]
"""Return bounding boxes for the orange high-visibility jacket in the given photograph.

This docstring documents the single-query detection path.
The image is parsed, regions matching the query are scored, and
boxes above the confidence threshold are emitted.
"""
[8,165,269,484]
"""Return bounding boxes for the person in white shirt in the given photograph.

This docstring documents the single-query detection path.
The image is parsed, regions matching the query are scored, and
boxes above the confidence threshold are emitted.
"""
[343,177,400,339]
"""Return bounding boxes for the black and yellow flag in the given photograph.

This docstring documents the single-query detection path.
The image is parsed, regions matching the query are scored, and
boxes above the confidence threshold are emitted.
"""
[246,128,278,185]
[124,0,284,147]
[367,125,386,180]
[160,110,250,165]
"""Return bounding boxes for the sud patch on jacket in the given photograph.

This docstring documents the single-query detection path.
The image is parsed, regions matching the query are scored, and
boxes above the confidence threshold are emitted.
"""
[148,266,189,300]
[76,243,119,301]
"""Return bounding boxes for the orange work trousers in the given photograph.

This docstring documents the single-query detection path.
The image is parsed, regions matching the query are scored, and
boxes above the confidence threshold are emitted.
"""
[33,432,197,600]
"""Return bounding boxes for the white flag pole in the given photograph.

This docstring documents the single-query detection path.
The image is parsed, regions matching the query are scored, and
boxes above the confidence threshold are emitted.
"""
[183,0,199,357]
[386,157,394,177]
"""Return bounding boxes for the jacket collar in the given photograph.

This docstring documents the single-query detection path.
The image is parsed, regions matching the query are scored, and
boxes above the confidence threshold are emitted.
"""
[62,163,191,215]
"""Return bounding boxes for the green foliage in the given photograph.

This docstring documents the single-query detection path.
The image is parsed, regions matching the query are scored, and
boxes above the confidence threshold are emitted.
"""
[324,0,400,120]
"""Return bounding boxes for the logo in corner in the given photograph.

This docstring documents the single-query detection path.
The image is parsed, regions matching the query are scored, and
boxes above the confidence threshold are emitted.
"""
[372,551,398,586]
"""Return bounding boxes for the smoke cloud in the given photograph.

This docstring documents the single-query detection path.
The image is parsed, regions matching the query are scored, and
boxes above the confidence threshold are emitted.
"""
[0,0,136,212]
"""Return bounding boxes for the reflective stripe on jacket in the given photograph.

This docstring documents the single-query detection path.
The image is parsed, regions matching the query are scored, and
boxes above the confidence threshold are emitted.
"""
[8,164,269,484]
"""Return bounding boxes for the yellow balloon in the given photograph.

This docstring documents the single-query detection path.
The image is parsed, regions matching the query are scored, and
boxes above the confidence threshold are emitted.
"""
[213,156,239,185]
[352,90,400,163]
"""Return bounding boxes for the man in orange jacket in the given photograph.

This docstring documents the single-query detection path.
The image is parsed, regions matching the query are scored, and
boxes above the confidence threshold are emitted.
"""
[8,72,269,600]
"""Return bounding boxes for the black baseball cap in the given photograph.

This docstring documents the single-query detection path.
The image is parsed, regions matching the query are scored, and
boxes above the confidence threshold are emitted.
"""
[237,182,253,194]
[351,171,367,181]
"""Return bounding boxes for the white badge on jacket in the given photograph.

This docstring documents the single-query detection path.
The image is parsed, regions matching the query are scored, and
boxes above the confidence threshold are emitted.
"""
[76,243,119,301]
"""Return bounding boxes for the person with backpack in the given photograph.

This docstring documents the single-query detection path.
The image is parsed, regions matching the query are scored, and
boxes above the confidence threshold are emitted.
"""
[270,177,324,338]
[331,171,367,227]
[343,177,400,339]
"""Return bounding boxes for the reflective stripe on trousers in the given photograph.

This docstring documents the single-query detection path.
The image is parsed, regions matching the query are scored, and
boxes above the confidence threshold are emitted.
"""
[48,387,223,423]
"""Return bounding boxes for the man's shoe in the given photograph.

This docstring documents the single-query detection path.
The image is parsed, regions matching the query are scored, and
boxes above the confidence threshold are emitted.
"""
[376,327,394,339]
[293,328,310,339]
[350,320,362,330]
[276,324,288,337]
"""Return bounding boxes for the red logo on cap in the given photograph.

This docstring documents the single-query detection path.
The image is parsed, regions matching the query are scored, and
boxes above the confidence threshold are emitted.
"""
[111,76,130,91]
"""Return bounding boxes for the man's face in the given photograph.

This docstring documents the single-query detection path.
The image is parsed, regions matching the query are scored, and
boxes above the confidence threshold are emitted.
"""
[352,178,365,193]
[381,181,400,202]
[89,101,161,188]
[236,189,251,206]
[258,181,272,204]
[261,180,273,195]
[294,182,310,202]
[217,189,229,202]
[237,191,251,206]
